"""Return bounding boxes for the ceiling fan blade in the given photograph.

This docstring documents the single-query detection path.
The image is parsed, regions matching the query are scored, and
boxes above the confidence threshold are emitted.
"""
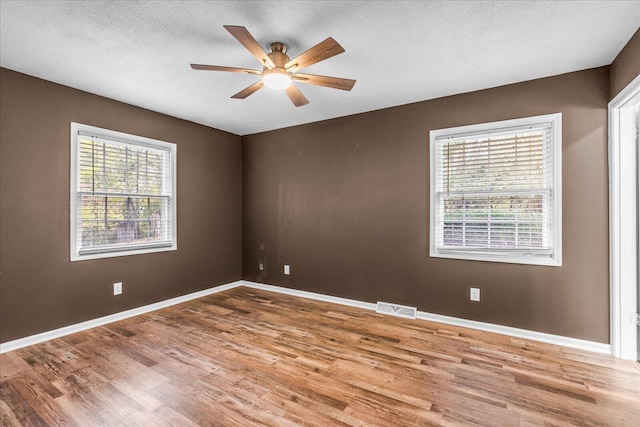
[223,25,275,69]
[285,37,345,72]
[190,64,262,75]
[285,85,309,107]
[293,73,356,91]
[231,80,265,99]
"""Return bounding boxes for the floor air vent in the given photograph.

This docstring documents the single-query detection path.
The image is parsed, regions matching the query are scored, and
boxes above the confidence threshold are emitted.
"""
[376,302,417,319]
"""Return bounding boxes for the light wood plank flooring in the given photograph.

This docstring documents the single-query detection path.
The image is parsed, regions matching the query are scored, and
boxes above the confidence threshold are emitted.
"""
[1,286,639,426]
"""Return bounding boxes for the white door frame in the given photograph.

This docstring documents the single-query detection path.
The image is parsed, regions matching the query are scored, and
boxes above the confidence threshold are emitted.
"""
[609,74,640,360]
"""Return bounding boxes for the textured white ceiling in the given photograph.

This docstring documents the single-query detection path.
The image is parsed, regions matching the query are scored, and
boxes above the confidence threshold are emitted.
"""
[1,1,638,136]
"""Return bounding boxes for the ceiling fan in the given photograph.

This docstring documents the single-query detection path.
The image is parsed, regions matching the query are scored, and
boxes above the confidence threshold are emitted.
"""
[190,25,356,107]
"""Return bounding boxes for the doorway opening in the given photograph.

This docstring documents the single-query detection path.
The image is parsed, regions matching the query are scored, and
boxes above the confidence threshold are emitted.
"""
[609,74,640,361]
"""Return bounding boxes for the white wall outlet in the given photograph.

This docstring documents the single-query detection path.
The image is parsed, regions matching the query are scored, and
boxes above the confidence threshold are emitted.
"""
[113,282,123,296]
[470,287,480,302]
[284,264,290,275]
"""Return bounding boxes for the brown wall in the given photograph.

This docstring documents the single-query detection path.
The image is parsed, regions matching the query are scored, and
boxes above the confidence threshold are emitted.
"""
[242,67,611,343]
[611,28,640,100]
[1,62,616,345]
[0,68,242,343]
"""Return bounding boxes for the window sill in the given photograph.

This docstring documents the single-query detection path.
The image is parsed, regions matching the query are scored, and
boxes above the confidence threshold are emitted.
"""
[429,249,561,267]
[71,243,177,262]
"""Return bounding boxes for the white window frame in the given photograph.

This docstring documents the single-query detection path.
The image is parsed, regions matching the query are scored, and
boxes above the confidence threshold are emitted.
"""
[429,113,562,266]
[70,123,177,261]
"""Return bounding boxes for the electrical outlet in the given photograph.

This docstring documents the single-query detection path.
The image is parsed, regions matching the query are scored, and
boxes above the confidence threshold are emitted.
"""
[113,282,123,296]
[284,264,290,275]
[470,287,480,302]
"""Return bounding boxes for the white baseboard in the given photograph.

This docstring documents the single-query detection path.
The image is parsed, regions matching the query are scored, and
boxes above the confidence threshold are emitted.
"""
[241,280,611,355]
[0,281,243,354]
[415,311,610,354]
[242,281,377,311]
[1,279,611,356]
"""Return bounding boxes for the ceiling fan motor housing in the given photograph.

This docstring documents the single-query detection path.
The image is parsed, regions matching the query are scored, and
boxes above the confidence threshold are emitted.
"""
[266,42,291,71]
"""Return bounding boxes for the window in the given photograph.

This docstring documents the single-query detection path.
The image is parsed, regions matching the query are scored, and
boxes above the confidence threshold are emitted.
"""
[430,113,561,266]
[70,123,177,261]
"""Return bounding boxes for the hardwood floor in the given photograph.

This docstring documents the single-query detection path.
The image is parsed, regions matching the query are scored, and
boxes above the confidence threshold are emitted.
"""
[1,286,639,426]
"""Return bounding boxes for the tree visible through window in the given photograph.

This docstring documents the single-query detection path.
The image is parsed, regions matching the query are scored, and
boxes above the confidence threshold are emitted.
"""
[71,123,176,260]
[430,114,562,266]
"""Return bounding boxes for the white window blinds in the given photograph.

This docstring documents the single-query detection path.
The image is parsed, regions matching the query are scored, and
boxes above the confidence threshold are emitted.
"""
[430,114,562,266]
[70,123,177,261]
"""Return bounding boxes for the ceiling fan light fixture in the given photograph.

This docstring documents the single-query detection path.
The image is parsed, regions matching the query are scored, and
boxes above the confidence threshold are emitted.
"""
[263,69,292,89]
[190,26,354,106]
